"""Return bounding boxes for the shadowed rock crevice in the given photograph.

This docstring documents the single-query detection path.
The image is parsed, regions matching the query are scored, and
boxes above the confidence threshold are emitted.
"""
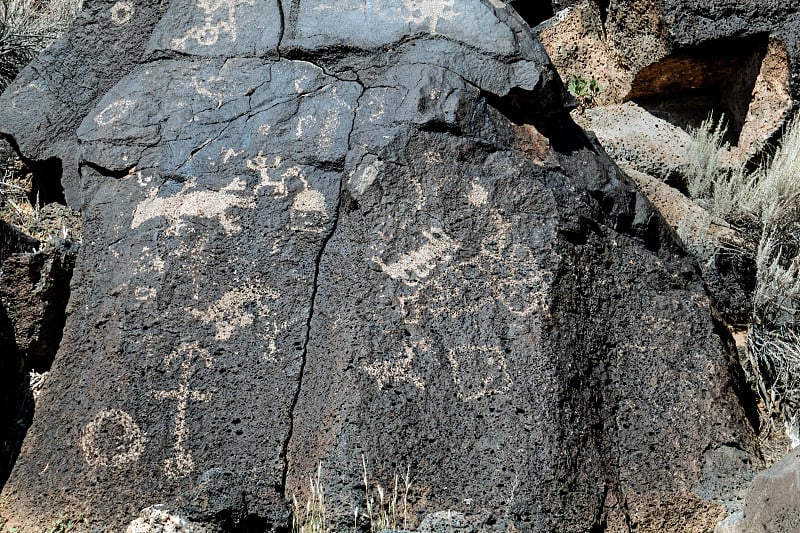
[627,34,770,143]
[507,0,555,28]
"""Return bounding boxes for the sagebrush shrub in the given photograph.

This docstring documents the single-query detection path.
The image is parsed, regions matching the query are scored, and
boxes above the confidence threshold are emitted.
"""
[0,0,82,89]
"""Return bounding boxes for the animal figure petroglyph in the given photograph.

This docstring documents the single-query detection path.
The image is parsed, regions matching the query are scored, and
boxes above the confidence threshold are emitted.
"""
[171,0,254,50]
[371,228,458,287]
[131,176,251,235]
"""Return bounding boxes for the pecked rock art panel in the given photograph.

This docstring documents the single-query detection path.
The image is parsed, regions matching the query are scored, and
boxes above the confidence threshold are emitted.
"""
[1,54,359,529]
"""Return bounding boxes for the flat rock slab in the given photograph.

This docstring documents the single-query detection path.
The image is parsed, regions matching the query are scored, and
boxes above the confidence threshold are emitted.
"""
[0,1,758,531]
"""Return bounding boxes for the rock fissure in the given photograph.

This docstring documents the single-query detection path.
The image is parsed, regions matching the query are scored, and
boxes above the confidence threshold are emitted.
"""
[280,86,363,498]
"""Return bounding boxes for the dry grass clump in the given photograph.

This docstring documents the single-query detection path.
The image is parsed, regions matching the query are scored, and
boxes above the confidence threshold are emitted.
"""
[0,153,36,227]
[683,112,800,447]
[291,457,412,533]
[0,0,83,89]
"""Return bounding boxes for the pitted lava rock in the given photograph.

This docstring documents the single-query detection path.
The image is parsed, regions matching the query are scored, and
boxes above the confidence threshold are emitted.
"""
[0,1,759,531]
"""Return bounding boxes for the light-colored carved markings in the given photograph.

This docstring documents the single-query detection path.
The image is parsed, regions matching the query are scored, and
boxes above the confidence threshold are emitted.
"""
[368,181,555,399]
[290,170,329,233]
[371,227,459,287]
[246,154,330,232]
[94,98,135,127]
[127,506,191,532]
[151,342,213,480]
[171,0,254,50]
[193,75,226,108]
[248,153,286,197]
[467,179,488,207]
[110,1,134,25]
[131,176,251,236]
[190,283,280,341]
[349,157,384,196]
[80,409,145,467]
[363,340,428,390]
[448,345,512,400]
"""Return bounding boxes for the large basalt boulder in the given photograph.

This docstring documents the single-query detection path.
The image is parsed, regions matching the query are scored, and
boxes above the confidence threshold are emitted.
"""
[0,0,758,531]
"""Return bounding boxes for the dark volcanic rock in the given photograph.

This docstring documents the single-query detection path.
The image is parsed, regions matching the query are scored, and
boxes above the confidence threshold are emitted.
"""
[736,447,800,533]
[1,241,78,371]
[0,1,758,531]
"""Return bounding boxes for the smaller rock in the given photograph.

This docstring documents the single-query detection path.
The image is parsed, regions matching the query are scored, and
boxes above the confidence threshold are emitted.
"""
[715,511,744,533]
[737,447,800,533]
[177,469,247,529]
[418,511,474,533]
[126,505,195,533]
[580,102,691,183]
[0,239,79,370]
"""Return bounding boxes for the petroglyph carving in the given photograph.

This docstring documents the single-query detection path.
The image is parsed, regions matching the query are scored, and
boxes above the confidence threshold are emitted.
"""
[190,283,280,341]
[467,179,488,207]
[94,98,135,127]
[193,75,226,108]
[110,1,134,25]
[372,228,458,287]
[403,0,458,33]
[448,345,512,400]
[248,153,286,197]
[171,0,254,50]
[221,147,244,164]
[80,409,145,467]
[312,1,459,34]
[127,506,190,533]
[363,340,427,390]
[289,170,329,233]
[131,176,251,235]
[151,342,213,480]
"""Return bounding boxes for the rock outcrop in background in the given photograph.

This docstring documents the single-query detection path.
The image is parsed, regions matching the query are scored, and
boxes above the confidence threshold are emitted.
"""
[0,0,770,531]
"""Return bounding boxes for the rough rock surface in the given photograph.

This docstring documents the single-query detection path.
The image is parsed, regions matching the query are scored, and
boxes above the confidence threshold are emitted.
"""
[0,1,759,531]
[735,446,800,533]
[536,0,798,164]
[577,102,691,183]
[0,224,76,487]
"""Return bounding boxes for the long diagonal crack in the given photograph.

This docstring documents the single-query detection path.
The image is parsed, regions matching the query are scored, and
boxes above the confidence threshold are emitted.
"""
[279,84,364,498]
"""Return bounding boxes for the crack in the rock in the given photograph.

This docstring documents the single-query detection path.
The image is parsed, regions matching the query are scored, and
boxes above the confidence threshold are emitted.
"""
[279,84,364,499]
[80,160,136,179]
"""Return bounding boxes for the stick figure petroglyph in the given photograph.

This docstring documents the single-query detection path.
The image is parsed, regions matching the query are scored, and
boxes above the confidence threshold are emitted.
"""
[151,342,213,480]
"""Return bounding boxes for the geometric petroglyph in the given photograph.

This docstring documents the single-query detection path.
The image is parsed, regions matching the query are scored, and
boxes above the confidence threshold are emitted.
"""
[110,1,134,25]
[94,98,135,127]
[151,342,213,480]
[190,283,280,341]
[371,227,459,287]
[363,339,428,391]
[80,409,145,467]
[131,176,252,236]
[447,344,512,401]
[171,0,254,50]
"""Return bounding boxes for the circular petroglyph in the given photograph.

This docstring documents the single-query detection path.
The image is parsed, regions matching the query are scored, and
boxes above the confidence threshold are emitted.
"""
[110,1,134,25]
[80,409,144,467]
